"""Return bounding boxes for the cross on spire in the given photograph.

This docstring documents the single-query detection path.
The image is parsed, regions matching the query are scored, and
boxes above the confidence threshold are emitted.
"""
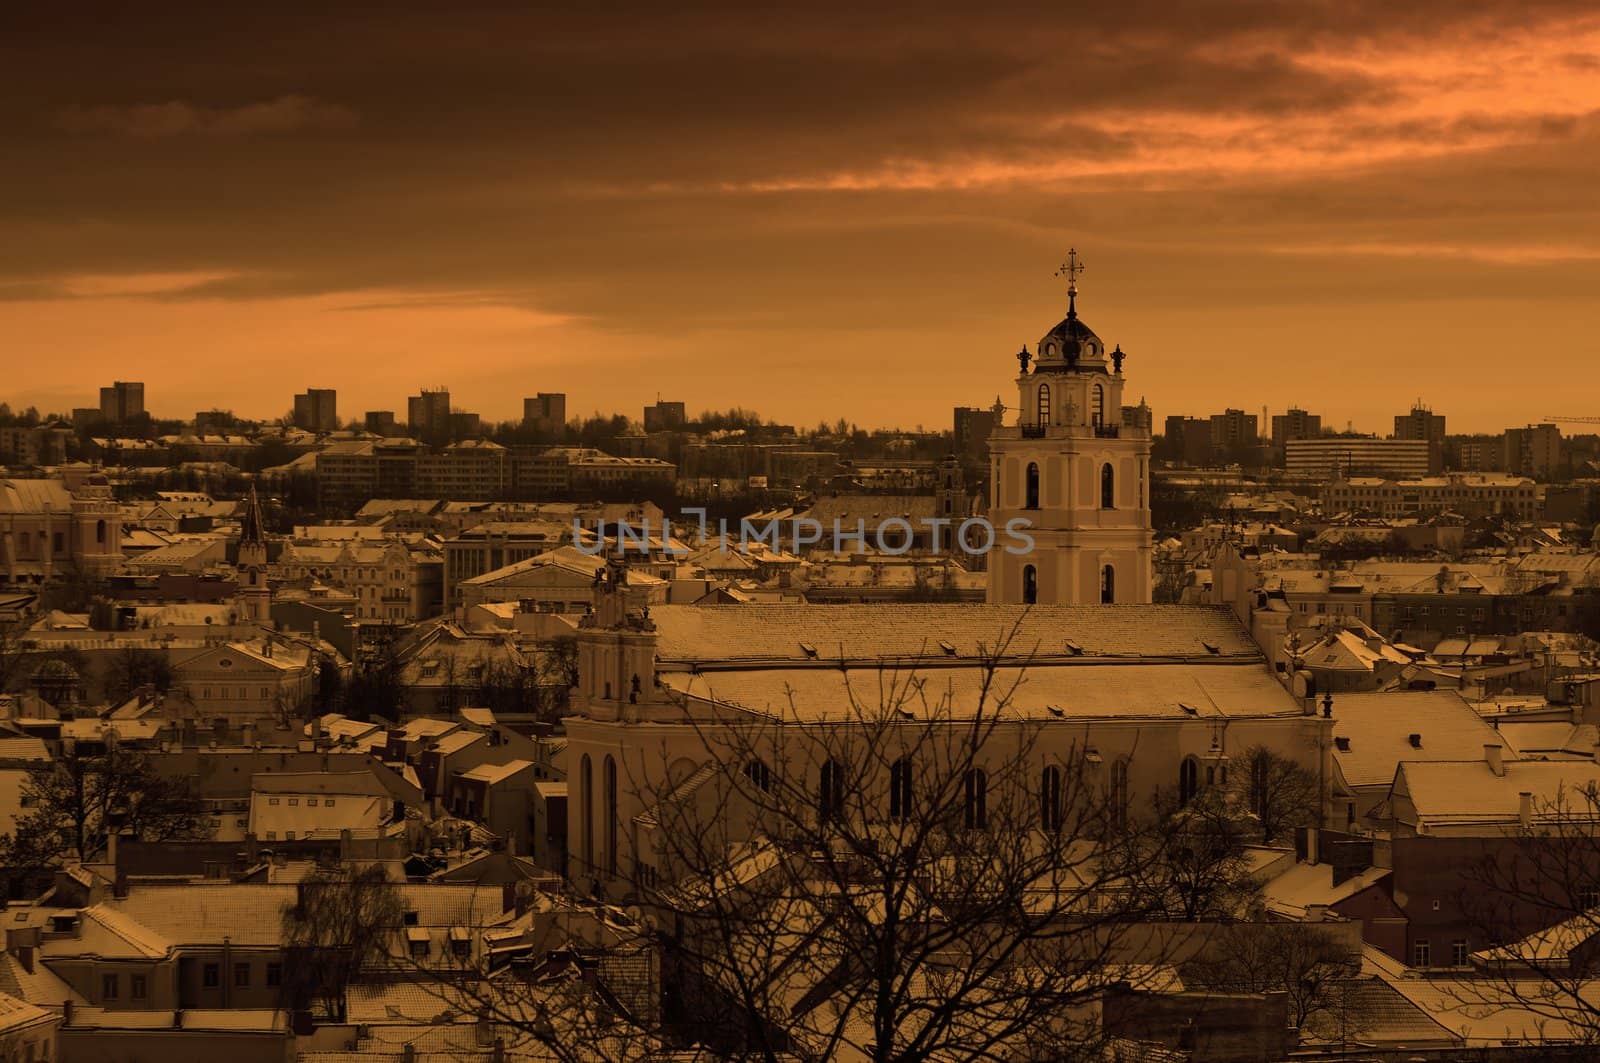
[1055,248,1084,317]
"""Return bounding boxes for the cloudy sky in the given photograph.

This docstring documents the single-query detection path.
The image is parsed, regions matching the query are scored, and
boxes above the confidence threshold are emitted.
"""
[4,2,1599,433]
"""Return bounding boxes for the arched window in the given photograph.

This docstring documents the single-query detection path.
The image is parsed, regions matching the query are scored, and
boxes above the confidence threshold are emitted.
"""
[1022,564,1038,606]
[1100,564,1115,605]
[1101,463,1115,509]
[579,755,594,871]
[1109,759,1129,830]
[1179,757,1200,807]
[1025,463,1040,510]
[744,759,772,793]
[95,520,106,544]
[944,474,954,489]
[1041,765,1063,832]
[1091,384,1104,427]
[889,757,913,820]
[963,768,988,830]
[603,756,618,876]
[1249,751,1270,820]
[819,759,844,823]
[1036,383,1051,426]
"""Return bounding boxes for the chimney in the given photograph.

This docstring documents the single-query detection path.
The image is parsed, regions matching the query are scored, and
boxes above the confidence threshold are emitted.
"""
[1485,743,1506,777]
[62,1000,73,1028]
[1519,791,1533,829]
[401,1045,416,1063]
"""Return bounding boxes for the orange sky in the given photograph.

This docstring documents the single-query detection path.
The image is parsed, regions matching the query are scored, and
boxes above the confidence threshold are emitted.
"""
[4,4,1600,433]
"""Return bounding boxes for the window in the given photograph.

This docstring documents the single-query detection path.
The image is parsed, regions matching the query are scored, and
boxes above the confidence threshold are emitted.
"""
[1022,564,1038,606]
[1249,753,1270,820]
[1109,759,1129,830]
[889,757,913,820]
[1041,765,1063,832]
[285,831,296,841]
[266,963,282,988]
[235,962,251,987]
[287,798,298,806]
[1178,757,1200,807]
[744,759,772,793]
[1413,940,1431,968]
[1036,383,1051,426]
[963,768,988,830]
[1451,940,1469,967]
[1100,463,1115,509]
[325,799,335,808]
[203,963,220,988]
[580,754,594,871]
[819,759,844,823]
[268,797,280,806]
[1025,462,1040,510]
[1091,383,1104,426]
[410,938,430,959]
[102,974,119,1000]
[130,974,147,999]
[1580,888,1600,910]
[1100,564,1115,605]
[604,755,618,877]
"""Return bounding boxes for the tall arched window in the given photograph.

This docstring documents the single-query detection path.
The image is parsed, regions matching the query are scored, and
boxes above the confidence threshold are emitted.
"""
[579,754,594,871]
[963,768,988,830]
[889,757,913,820]
[95,520,106,544]
[1025,463,1040,510]
[1022,564,1038,605]
[1036,383,1051,426]
[1041,765,1063,832]
[1109,759,1129,830]
[819,759,844,823]
[603,755,618,876]
[1100,564,1115,604]
[1091,384,1105,427]
[744,759,772,793]
[1178,757,1199,807]
[1101,463,1115,509]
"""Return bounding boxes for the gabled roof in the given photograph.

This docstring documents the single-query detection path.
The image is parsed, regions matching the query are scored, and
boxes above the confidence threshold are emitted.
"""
[1331,691,1506,789]
[1395,759,1600,828]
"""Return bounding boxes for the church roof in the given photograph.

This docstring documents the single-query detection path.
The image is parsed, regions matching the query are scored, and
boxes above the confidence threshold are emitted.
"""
[646,603,1259,667]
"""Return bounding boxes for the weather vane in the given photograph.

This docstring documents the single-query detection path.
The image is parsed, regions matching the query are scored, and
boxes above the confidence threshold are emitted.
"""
[1055,248,1084,315]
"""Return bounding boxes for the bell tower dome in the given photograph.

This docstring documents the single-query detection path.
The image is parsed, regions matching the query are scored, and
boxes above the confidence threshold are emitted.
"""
[987,250,1152,605]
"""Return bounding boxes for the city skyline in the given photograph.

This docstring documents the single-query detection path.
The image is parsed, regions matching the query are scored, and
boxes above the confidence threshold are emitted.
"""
[3,4,1600,432]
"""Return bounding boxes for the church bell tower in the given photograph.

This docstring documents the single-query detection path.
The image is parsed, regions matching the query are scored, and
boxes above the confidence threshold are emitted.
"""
[987,250,1152,605]
[235,484,272,624]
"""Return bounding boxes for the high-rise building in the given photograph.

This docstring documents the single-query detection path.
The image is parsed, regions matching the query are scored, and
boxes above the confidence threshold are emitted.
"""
[987,265,1151,606]
[1208,408,1258,449]
[1270,407,1323,444]
[643,400,687,432]
[1394,400,1447,473]
[293,388,338,432]
[524,392,568,436]
[98,381,145,423]
[365,410,398,436]
[953,404,999,458]
[407,389,452,439]
[1161,416,1214,466]
[1504,423,1563,479]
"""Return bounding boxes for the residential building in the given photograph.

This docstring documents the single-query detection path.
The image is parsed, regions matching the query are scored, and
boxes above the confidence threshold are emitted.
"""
[523,393,567,436]
[1504,422,1563,478]
[292,388,338,432]
[1209,408,1258,450]
[0,476,125,585]
[276,534,437,623]
[0,423,73,467]
[98,380,145,423]
[642,400,686,432]
[1393,400,1446,473]
[1270,407,1323,446]
[247,770,400,843]
[364,410,397,435]
[1160,416,1213,466]
[953,404,1000,459]
[406,388,452,440]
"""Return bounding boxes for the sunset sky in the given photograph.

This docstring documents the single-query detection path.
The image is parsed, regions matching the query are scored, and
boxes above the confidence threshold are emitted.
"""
[4,3,1600,434]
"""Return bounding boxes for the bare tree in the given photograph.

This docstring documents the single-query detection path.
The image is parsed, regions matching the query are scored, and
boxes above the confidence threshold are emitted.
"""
[1451,781,1600,1042]
[0,743,207,893]
[1234,744,1321,845]
[281,864,407,1021]
[628,639,1186,1062]
[1182,922,1361,1033]
[1105,786,1263,922]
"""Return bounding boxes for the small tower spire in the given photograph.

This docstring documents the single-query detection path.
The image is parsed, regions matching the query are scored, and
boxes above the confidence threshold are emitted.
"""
[1055,248,1085,319]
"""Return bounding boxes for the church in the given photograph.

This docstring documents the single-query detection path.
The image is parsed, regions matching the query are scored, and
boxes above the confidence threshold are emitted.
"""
[563,256,1333,899]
